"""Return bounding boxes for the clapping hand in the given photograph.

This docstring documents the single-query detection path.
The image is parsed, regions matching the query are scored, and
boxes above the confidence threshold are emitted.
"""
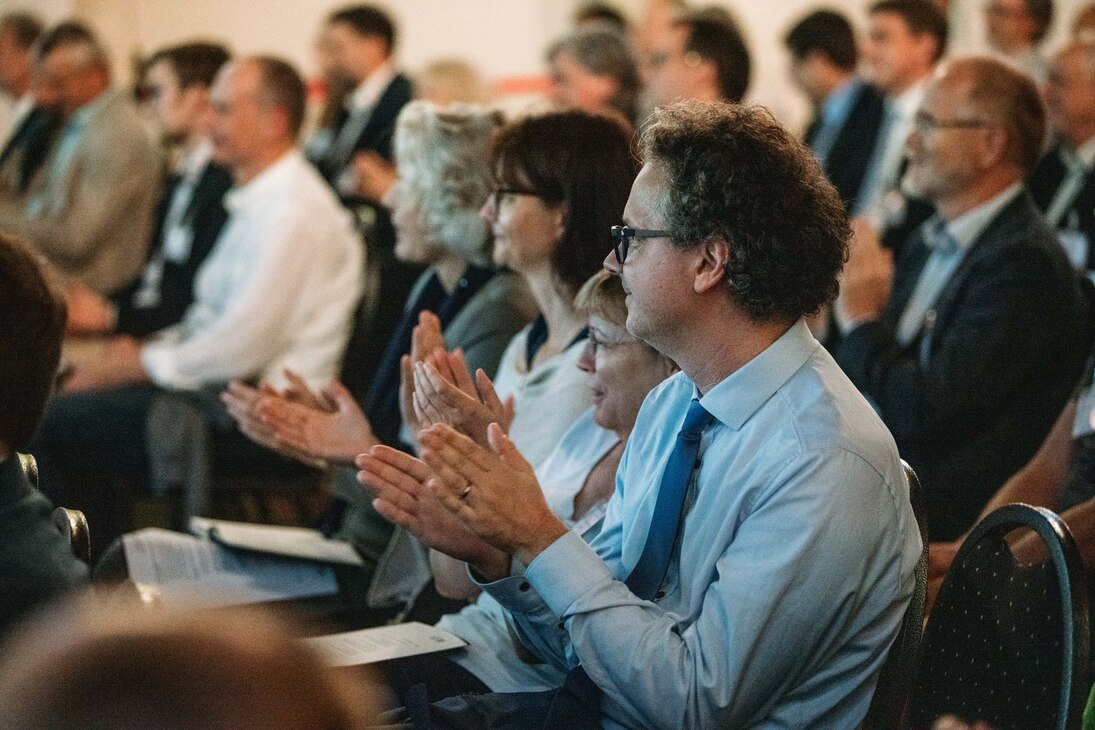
[356,445,508,574]
[254,379,378,465]
[222,369,340,468]
[417,423,567,569]
[411,350,515,449]
[398,311,446,450]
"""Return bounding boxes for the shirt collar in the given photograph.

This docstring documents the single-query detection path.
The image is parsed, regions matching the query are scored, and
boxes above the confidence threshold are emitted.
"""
[942,181,1023,251]
[695,318,819,431]
[892,77,928,122]
[347,62,396,112]
[1062,135,1095,170]
[223,148,300,212]
[10,92,33,122]
[177,137,214,181]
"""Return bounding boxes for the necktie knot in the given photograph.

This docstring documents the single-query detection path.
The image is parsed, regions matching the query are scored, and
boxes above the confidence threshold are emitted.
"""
[680,399,713,441]
[923,219,957,254]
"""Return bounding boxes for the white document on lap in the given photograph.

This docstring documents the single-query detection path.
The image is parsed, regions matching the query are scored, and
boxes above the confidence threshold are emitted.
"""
[122,528,338,607]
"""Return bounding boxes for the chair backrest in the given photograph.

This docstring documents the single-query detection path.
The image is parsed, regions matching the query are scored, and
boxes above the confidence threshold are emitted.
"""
[50,506,91,565]
[905,503,1090,730]
[862,460,929,730]
[18,453,92,564]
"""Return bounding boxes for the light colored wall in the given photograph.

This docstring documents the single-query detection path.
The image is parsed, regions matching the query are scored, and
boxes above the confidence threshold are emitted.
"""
[4,0,1095,131]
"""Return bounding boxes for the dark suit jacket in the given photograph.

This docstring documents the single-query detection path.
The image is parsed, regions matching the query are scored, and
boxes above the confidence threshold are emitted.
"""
[313,73,413,183]
[0,106,62,196]
[0,454,88,638]
[1028,141,1095,269]
[315,74,420,315]
[111,160,233,338]
[836,192,1093,539]
[809,81,886,211]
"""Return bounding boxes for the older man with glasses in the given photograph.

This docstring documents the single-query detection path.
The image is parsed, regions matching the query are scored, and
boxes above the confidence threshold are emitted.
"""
[836,56,1091,541]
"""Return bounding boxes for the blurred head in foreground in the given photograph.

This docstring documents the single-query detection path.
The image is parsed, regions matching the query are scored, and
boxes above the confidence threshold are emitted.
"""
[0,599,375,729]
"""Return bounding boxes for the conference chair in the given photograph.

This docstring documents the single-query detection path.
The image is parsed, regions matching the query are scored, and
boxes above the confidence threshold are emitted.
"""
[862,460,929,729]
[905,504,1090,730]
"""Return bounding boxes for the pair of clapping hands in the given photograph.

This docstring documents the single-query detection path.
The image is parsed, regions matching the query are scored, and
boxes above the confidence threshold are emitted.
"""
[221,311,513,465]
[221,312,568,576]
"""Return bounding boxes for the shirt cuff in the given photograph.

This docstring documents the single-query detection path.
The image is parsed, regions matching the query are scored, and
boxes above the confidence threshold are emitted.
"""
[140,341,188,390]
[525,530,616,617]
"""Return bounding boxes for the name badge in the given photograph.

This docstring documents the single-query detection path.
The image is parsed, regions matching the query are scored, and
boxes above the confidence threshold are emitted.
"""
[1072,385,1095,439]
[163,225,194,263]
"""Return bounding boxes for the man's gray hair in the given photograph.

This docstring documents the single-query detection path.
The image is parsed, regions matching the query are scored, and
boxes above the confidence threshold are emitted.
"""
[394,101,502,265]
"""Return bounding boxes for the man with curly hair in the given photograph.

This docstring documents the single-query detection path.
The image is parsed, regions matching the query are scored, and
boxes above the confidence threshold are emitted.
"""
[363,100,921,728]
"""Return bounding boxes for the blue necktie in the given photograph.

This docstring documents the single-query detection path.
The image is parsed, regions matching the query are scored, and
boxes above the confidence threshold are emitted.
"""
[546,399,714,727]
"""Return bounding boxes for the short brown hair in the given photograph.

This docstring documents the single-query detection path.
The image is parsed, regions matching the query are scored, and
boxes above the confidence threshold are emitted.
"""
[491,110,637,297]
[0,600,372,728]
[35,20,108,69]
[674,12,751,103]
[869,0,949,62]
[147,41,230,89]
[251,56,306,139]
[0,12,43,51]
[641,101,849,323]
[1025,0,1054,43]
[0,235,66,451]
[952,56,1047,172]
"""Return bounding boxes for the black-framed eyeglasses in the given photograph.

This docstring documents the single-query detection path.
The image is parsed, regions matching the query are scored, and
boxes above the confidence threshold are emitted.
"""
[912,110,995,136]
[488,187,542,209]
[610,225,670,264]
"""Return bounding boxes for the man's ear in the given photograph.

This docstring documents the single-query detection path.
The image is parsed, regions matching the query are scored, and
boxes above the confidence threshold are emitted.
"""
[979,125,1009,170]
[552,203,567,240]
[694,236,729,294]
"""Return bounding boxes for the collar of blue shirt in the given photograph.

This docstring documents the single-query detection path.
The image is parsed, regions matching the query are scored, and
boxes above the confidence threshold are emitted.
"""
[697,319,819,431]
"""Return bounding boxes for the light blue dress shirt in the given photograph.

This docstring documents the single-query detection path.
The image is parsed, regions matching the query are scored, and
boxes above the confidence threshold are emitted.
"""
[478,319,921,728]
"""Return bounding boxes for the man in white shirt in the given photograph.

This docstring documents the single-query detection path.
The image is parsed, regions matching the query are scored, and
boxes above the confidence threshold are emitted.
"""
[837,57,1090,540]
[856,0,948,249]
[1028,38,1095,273]
[30,57,363,510]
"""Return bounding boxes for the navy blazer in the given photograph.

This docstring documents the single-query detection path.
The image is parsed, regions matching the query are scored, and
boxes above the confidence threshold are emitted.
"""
[809,81,886,211]
[315,73,414,183]
[111,160,233,338]
[836,191,1093,539]
[0,106,62,195]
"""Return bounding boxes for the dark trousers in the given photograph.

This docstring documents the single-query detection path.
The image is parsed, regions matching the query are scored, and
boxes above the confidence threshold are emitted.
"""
[29,385,157,504]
